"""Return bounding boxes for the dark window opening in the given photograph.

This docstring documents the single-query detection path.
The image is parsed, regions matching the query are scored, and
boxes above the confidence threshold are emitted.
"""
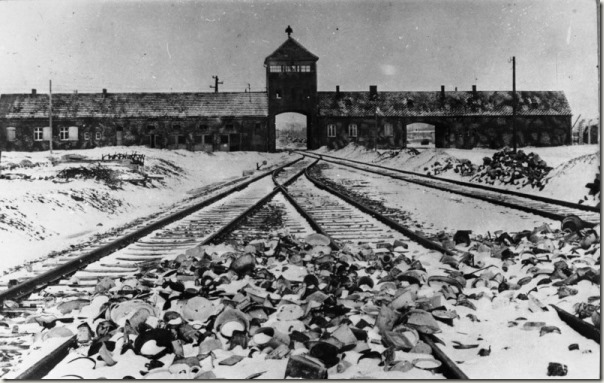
[116,126,124,132]
[199,124,208,130]
[276,90,282,99]
[226,124,234,130]
[255,123,261,131]
[147,125,155,133]
[220,135,229,144]
[177,135,186,144]
[173,124,181,132]
[194,135,203,144]
[407,99,414,107]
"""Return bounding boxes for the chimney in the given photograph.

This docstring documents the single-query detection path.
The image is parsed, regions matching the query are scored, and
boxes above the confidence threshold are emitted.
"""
[336,85,340,96]
[440,85,445,99]
[472,85,477,96]
[31,89,36,96]
[369,85,377,99]
[455,87,458,92]
[102,88,107,98]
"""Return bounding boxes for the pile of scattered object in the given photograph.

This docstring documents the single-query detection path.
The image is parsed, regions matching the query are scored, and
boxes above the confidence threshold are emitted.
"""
[3,218,600,379]
[469,148,553,189]
[580,167,600,207]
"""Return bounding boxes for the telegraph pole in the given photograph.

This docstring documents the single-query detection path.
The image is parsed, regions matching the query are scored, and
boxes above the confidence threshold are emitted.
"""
[210,76,223,93]
[49,80,53,154]
[512,57,517,153]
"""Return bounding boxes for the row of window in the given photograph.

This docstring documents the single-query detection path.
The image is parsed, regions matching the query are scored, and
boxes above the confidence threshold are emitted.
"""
[6,126,102,142]
[269,65,312,73]
[274,88,310,100]
[326,123,394,138]
[6,123,261,142]
[148,123,261,132]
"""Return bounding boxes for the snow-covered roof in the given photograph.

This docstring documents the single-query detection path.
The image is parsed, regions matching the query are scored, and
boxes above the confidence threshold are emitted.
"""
[318,90,571,117]
[264,37,319,64]
[0,92,269,119]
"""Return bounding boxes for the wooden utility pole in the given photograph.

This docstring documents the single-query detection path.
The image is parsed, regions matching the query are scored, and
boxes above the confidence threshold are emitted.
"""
[210,76,223,93]
[49,80,53,154]
[512,57,517,153]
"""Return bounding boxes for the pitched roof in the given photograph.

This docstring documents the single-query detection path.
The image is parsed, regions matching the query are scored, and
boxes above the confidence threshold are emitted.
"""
[318,90,572,118]
[264,37,319,64]
[0,92,268,119]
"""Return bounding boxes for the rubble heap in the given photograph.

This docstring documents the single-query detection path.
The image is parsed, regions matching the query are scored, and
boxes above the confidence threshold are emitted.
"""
[470,148,553,189]
[3,221,600,379]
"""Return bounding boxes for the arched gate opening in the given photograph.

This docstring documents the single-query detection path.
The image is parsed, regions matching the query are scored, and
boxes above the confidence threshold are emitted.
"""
[275,112,308,150]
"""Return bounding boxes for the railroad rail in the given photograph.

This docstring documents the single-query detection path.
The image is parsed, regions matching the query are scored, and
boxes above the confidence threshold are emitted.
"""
[3,156,598,379]
[299,151,600,225]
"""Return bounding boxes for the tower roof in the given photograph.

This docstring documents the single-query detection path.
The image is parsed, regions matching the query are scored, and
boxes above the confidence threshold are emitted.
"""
[264,36,318,64]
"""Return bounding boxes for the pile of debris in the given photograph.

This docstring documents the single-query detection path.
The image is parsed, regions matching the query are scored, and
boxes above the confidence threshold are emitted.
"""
[57,164,121,188]
[469,148,553,189]
[5,220,601,379]
[580,168,600,207]
[425,158,475,176]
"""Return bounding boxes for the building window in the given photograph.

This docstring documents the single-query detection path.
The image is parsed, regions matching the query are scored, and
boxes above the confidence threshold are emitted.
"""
[348,124,358,137]
[255,123,261,131]
[173,124,181,132]
[68,126,79,141]
[384,123,393,137]
[84,132,91,140]
[60,127,69,140]
[95,132,102,140]
[147,125,155,133]
[6,127,16,142]
[199,124,207,130]
[226,124,233,130]
[269,65,282,73]
[34,128,43,141]
[275,90,282,99]
[177,135,186,144]
[327,124,336,138]
[194,135,203,144]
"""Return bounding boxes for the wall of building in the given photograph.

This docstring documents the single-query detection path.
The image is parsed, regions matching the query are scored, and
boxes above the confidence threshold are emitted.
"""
[316,115,572,150]
[0,116,268,152]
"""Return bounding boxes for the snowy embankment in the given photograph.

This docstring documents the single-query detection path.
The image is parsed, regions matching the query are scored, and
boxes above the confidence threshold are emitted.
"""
[0,147,290,273]
[313,144,600,206]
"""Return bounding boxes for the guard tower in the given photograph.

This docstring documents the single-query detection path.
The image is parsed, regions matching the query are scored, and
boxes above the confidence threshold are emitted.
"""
[265,26,319,151]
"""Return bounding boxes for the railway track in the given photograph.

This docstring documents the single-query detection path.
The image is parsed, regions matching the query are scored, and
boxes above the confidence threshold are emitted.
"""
[2,155,599,379]
[299,151,600,226]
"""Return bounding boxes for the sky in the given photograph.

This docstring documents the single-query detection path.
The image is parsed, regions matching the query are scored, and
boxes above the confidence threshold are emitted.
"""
[0,0,599,118]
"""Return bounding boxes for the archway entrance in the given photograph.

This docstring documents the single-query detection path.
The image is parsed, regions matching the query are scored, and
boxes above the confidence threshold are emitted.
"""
[275,112,307,150]
[406,122,435,148]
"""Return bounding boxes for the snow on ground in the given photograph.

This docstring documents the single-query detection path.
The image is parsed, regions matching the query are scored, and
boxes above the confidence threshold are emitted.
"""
[320,165,561,238]
[313,144,601,206]
[0,147,290,273]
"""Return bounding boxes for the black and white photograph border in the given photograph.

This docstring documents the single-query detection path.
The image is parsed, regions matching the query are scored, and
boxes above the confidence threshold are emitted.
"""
[0,0,600,379]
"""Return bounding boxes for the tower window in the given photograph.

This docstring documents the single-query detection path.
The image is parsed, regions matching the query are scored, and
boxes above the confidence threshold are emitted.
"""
[327,124,336,138]
[275,90,282,99]
[348,124,358,137]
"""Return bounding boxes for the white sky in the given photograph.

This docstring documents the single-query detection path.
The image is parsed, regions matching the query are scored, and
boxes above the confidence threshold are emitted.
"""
[0,0,599,118]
